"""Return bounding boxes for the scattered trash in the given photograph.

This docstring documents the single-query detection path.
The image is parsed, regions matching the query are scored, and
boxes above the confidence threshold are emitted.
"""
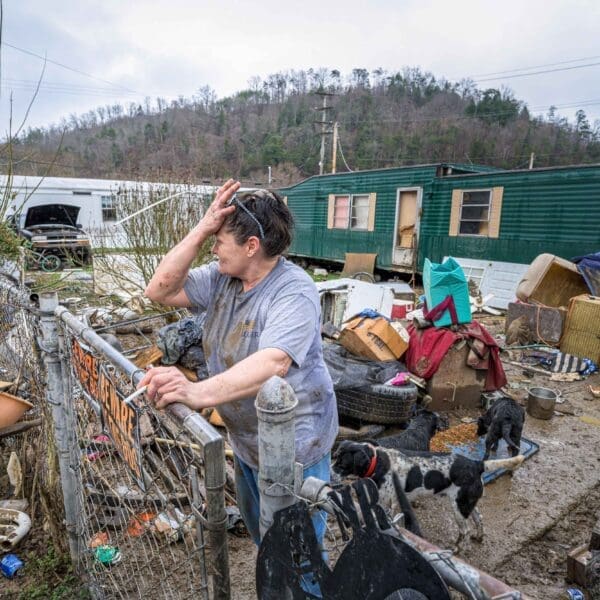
[225,506,246,536]
[0,553,24,578]
[88,531,110,548]
[390,372,410,386]
[85,434,111,461]
[94,545,122,566]
[551,373,582,382]
[590,385,600,398]
[580,415,600,427]
[126,512,156,538]
[0,509,31,550]
[564,588,584,600]
[6,452,23,497]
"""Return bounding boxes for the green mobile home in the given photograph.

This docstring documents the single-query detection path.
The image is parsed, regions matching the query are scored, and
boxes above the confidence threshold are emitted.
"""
[279,163,493,272]
[280,163,600,273]
[420,163,600,270]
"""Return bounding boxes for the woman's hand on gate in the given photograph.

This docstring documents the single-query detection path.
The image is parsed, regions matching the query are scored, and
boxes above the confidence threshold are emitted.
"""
[138,366,196,410]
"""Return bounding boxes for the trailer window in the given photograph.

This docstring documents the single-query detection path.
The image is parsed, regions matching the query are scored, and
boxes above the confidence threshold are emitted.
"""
[350,195,370,230]
[331,194,372,230]
[449,187,503,238]
[459,190,490,235]
[101,195,117,222]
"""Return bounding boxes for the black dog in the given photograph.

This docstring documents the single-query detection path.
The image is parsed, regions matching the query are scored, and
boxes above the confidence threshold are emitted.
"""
[477,396,525,461]
[333,440,524,550]
[377,410,443,452]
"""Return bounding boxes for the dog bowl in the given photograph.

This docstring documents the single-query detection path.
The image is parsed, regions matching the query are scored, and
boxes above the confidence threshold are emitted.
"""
[527,387,557,420]
[0,392,33,429]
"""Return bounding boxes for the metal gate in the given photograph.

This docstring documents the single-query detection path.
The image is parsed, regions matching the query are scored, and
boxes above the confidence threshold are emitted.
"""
[37,291,230,599]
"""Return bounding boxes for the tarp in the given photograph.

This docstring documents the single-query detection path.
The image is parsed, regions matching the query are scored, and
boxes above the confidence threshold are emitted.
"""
[573,251,600,296]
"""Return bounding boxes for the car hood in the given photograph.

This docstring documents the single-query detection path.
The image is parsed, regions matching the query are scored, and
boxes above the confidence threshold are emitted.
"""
[24,204,81,229]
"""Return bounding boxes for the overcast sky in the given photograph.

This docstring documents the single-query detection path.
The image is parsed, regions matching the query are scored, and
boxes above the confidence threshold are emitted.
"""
[2,0,600,136]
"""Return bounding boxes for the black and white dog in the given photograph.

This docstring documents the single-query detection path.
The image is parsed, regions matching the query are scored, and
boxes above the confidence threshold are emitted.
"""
[477,396,525,461]
[333,440,524,550]
[377,410,444,452]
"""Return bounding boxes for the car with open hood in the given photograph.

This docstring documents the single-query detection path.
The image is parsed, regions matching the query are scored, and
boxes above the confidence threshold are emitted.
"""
[15,204,92,269]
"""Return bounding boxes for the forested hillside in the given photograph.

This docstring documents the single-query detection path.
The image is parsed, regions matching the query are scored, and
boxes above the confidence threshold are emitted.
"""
[11,67,600,186]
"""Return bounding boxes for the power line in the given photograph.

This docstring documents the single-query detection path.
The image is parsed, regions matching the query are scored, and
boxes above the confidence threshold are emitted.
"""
[467,54,600,79]
[473,60,600,84]
[4,42,141,95]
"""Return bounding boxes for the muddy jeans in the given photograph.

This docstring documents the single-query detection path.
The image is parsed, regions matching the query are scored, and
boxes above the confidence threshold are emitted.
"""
[234,453,330,596]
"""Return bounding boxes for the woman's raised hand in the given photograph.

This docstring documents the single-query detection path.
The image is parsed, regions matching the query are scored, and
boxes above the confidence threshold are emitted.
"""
[199,179,241,235]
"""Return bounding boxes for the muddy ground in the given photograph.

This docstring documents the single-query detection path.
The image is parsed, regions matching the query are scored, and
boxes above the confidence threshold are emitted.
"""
[3,276,600,599]
[224,314,600,600]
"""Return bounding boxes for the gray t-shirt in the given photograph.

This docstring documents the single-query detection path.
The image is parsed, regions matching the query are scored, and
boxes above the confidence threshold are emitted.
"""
[184,257,338,469]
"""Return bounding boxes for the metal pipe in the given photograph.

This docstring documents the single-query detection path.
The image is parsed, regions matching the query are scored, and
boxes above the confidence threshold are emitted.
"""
[400,528,530,600]
[39,292,84,567]
[255,376,298,539]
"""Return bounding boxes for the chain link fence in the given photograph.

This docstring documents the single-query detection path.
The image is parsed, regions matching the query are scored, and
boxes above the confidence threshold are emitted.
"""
[49,297,230,599]
[0,270,67,551]
[1,271,232,599]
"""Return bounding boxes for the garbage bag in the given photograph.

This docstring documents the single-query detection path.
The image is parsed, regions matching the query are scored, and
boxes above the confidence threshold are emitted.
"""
[322,341,403,390]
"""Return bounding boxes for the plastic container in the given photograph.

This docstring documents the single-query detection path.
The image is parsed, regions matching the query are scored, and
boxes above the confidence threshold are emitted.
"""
[0,392,33,429]
[527,387,557,420]
[1,554,24,578]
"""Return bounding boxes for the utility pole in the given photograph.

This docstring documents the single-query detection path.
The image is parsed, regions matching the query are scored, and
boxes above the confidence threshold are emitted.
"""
[528,152,535,169]
[331,122,338,174]
[314,91,334,175]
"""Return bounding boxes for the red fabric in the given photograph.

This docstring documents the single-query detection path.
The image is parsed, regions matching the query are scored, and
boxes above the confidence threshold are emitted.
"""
[405,321,506,391]
[423,294,458,325]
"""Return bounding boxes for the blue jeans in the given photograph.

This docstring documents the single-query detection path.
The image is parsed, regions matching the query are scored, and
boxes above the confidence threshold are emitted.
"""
[234,453,330,597]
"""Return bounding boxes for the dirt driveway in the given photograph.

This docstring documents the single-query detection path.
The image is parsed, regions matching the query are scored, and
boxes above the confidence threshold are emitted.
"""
[226,323,600,600]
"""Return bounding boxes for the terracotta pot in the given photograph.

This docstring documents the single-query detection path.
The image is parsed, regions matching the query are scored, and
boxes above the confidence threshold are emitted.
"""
[0,391,33,429]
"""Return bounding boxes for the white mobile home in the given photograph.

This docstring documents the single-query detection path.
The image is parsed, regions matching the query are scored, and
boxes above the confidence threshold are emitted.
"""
[2,175,217,247]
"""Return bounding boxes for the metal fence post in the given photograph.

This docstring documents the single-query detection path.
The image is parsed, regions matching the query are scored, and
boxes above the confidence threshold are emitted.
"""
[38,292,83,566]
[255,376,298,539]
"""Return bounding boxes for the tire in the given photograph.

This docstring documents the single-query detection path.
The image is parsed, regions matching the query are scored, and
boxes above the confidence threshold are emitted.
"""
[40,254,61,272]
[336,383,417,424]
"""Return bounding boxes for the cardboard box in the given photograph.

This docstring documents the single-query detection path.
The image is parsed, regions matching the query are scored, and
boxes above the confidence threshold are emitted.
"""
[561,294,600,362]
[339,316,408,361]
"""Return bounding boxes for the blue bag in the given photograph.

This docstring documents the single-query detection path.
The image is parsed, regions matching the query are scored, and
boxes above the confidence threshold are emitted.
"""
[423,257,472,328]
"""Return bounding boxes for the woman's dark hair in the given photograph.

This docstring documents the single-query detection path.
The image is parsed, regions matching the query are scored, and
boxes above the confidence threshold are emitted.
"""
[224,189,294,257]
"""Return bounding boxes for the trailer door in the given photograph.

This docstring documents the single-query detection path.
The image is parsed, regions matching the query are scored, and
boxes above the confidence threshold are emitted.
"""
[392,188,421,269]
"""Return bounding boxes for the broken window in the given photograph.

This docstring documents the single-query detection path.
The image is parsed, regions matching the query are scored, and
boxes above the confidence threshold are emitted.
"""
[102,195,117,222]
[449,187,503,238]
[328,193,376,231]
[459,190,490,235]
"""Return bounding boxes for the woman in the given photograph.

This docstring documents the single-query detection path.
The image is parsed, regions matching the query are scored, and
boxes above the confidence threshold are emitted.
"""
[140,179,338,550]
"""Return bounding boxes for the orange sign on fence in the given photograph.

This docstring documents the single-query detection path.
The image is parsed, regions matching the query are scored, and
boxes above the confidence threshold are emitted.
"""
[70,339,144,488]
